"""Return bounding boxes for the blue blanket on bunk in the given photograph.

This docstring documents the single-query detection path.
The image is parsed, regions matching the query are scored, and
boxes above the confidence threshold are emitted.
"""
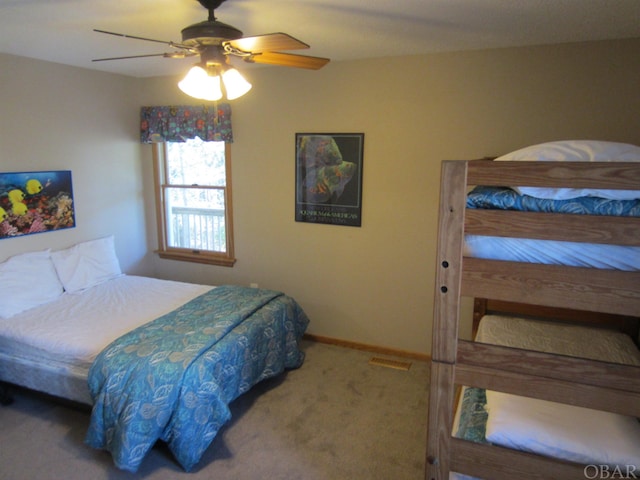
[85,285,309,472]
[467,186,640,216]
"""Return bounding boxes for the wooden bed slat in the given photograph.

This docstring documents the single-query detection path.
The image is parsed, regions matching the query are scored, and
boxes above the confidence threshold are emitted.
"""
[467,160,640,190]
[455,344,640,417]
[457,340,640,394]
[465,209,640,245]
[455,364,640,418]
[450,438,588,480]
[462,258,640,316]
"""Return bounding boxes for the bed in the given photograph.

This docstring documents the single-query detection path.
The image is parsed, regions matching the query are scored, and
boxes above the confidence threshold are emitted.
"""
[452,303,640,480]
[0,236,310,472]
[425,140,640,480]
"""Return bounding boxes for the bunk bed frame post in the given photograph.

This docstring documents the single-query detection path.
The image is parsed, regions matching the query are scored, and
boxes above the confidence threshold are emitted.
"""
[425,160,467,480]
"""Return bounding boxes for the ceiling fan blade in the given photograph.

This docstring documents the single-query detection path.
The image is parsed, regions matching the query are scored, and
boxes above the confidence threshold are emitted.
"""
[93,29,192,50]
[226,33,309,53]
[92,52,193,62]
[247,51,329,70]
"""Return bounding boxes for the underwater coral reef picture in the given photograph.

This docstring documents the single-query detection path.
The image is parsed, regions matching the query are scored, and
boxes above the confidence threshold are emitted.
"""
[295,133,364,227]
[0,170,75,239]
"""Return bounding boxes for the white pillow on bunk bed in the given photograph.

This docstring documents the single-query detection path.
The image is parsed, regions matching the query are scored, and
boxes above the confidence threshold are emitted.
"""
[0,249,64,319]
[485,390,640,468]
[51,235,123,294]
[495,140,640,200]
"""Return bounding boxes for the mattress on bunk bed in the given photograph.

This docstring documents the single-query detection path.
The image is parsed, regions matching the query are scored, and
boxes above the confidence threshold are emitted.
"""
[0,275,212,404]
[464,185,640,270]
[455,315,640,471]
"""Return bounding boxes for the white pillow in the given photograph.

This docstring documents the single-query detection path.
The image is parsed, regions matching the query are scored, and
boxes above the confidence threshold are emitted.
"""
[485,390,640,468]
[495,140,640,200]
[51,236,122,294]
[0,249,64,318]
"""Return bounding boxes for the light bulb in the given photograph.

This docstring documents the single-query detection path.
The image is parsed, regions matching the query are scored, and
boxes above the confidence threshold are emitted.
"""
[178,66,223,101]
[222,68,252,100]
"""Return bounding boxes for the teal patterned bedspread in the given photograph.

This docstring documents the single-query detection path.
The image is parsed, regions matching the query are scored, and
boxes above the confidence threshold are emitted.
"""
[467,186,640,216]
[455,387,489,444]
[85,285,309,472]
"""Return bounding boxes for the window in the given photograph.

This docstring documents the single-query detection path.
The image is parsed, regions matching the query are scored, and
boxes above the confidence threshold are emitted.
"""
[153,137,235,266]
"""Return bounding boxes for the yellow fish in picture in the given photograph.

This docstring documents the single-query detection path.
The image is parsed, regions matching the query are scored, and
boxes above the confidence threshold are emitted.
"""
[8,189,27,215]
[0,170,76,239]
[25,179,43,195]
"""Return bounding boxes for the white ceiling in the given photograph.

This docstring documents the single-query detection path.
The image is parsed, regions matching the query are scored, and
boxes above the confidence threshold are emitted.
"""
[1,0,639,78]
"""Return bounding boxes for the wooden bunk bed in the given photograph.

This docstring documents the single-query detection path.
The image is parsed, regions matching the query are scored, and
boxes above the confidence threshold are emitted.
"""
[425,156,640,480]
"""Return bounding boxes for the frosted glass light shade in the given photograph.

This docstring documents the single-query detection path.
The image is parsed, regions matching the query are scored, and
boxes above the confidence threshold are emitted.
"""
[222,68,252,100]
[178,66,223,101]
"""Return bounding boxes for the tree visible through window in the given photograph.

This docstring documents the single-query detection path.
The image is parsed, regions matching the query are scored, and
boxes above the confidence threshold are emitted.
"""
[153,137,235,266]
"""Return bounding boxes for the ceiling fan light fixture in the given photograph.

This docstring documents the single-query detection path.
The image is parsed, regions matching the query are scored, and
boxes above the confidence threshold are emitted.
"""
[221,68,252,100]
[93,0,329,98]
[178,64,223,101]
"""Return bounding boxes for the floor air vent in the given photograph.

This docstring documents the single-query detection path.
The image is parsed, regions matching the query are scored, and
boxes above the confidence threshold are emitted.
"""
[368,357,412,371]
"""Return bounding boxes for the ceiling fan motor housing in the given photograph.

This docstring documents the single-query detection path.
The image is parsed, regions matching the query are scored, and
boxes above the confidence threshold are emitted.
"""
[181,20,243,47]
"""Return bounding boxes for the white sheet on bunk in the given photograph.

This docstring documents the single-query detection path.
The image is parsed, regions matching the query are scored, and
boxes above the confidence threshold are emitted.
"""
[464,235,640,271]
[0,275,212,374]
[478,315,640,469]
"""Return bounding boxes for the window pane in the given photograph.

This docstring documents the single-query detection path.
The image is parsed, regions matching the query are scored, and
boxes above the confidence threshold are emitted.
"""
[153,139,234,266]
[165,186,226,252]
[166,137,226,186]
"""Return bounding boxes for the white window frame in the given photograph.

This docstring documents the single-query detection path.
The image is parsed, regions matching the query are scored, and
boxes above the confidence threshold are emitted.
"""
[152,141,235,267]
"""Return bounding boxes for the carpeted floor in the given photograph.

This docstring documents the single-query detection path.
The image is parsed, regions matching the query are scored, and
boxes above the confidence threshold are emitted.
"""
[0,340,429,480]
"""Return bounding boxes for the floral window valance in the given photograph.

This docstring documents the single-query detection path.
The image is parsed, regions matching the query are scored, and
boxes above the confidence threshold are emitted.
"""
[140,104,233,144]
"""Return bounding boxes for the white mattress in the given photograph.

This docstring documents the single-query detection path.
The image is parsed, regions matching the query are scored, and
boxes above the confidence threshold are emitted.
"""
[465,235,640,271]
[0,275,212,403]
[476,314,640,364]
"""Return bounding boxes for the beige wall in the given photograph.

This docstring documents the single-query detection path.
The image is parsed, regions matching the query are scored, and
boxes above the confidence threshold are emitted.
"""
[0,53,153,275]
[3,38,639,355]
[140,38,640,354]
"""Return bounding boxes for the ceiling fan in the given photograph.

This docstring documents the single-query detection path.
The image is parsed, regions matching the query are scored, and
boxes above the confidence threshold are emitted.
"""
[93,0,329,100]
